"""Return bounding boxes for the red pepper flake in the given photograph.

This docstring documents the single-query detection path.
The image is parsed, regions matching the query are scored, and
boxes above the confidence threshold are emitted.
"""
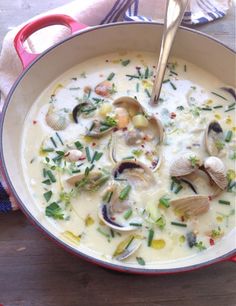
[181,216,185,222]
[33,120,37,125]
[122,127,127,131]
[170,112,176,119]
[209,238,215,246]
[105,60,109,62]
[92,142,96,147]
[141,144,145,148]
[152,65,156,68]
[143,136,147,141]
[208,195,212,201]
[111,216,116,221]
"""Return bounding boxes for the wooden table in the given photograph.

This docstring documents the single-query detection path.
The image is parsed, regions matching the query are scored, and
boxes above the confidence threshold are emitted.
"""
[0,2,235,306]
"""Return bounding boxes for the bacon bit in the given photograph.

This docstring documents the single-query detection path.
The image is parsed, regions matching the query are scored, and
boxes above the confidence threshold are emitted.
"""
[209,238,215,246]
[170,112,176,119]
[33,120,37,125]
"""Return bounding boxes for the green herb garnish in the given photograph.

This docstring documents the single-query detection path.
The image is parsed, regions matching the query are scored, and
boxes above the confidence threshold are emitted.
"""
[136,257,145,266]
[225,130,233,143]
[159,196,170,208]
[74,140,83,150]
[144,88,151,97]
[148,229,154,247]
[121,59,130,66]
[85,146,91,162]
[176,105,184,111]
[156,216,166,230]
[43,191,52,202]
[218,200,231,205]
[132,149,143,157]
[45,202,64,220]
[188,155,200,168]
[144,67,149,79]
[103,116,117,127]
[171,221,187,227]
[119,185,131,201]
[170,81,177,90]
[194,241,206,251]
[213,105,223,109]
[211,91,227,100]
[123,208,133,220]
[55,132,64,145]
[50,136,57,148]
[174,185,183,194]
[46,170,56,183]
[107,72,115,81]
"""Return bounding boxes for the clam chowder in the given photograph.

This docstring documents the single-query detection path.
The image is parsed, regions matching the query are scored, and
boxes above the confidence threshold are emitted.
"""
[22,51,236,266]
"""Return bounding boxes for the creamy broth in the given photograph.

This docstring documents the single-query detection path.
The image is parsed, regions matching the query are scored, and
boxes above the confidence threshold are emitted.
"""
[22,51,236,266]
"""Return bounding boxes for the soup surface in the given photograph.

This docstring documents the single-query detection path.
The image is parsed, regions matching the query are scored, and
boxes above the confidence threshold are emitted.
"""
[22,51,236,266]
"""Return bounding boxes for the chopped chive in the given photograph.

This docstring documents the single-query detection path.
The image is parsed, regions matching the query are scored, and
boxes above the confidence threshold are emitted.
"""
[225,107,235,112]
[201,107,212,111]
[55,132,64,145]
[91,151,103,163]
[170,81,177,90]
[170,70,178,76]
[100,126,111,132]
[42,179,51,185]
[50,137,57,148]
[121,59,130,66]
[136,68,141,77]
[122,156,135,160]
[110,229,115,238]
[43,191,52,202]
[107,72,115,81]
[123,208,133,220]
[213,105,223,109]
[211,91,227,100]
[136,257,145,266]
[171,221,187,227]
[126,74,140,80]
[119,185,131,201]
[228,102,236,108]
[163,79,170,83]
[41,148,54,152]
[47,170,56,183]
[170,180,175,191]
[225,130,233,142]
[72,170,81,173]
[218,200,231,205]
[159,196,170,208]
[174,185,183,194]
[81,107,97,114]
[97,227,110,238]
[102,191,113,203]
[136,82,140,92]
[148,229,154,247]
[85,146,91,162]
[144,67,149,79]
[91,151,98,164]
[129,223,142,227]
[69,87,80,90]
[144,88,151,97]
[184,64,187,72]
[89,122,96,131]
[74,140,83,150]
[95,152,103,161]
[92,97,104,104]
[43,168,47,178]
[114,178,128,182]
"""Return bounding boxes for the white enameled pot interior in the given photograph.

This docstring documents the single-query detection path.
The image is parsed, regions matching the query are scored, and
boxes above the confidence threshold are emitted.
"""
[1,23,236,271]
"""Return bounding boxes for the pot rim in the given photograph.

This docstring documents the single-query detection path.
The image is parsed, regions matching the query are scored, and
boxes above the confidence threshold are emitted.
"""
[1,21,235,274]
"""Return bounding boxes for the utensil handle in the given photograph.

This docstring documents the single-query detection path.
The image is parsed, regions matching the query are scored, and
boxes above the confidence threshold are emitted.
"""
[14,14,87,69]
[150,0,189,104]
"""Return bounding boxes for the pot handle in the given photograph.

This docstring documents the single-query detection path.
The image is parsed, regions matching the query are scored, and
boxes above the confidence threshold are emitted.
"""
[228,255,236,263]
[14,14,87,69]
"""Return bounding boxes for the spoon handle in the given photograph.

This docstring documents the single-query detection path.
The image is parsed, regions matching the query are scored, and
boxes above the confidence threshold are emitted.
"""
[150,0,189,105]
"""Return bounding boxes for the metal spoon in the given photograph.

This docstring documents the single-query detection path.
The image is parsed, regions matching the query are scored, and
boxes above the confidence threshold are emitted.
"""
[150,0,189,105]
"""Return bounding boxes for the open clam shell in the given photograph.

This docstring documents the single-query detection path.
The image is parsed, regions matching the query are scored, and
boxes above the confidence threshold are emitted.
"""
[45,106,70,131]
[67,171,109,191]
[204,156,227,190]
[113,160,156,186]
[169,154,202,177]
[170,195,210,216]
[204,121,224,156]
[113,96,144,114]
[72,101,95,123]
[113,234,142,261]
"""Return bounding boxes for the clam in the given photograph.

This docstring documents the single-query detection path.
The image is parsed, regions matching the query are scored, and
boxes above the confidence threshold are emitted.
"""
[170,195,210,216]
[113,160,155,186]
[169,154,202,177]
[67,171,109,191]
[204,121,224,156]
[72,101,96,123]
[113,234,142,261]
[45,106,70,131]
[203,156,227,190]
[98,184,142,232]
[86,119,114,138]
[110,97,164,171]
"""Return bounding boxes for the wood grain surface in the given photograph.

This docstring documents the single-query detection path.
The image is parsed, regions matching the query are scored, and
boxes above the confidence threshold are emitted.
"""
[0,1,235,306]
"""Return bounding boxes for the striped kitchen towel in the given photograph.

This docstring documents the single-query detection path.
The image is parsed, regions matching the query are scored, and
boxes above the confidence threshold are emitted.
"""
[0,0,232,212]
